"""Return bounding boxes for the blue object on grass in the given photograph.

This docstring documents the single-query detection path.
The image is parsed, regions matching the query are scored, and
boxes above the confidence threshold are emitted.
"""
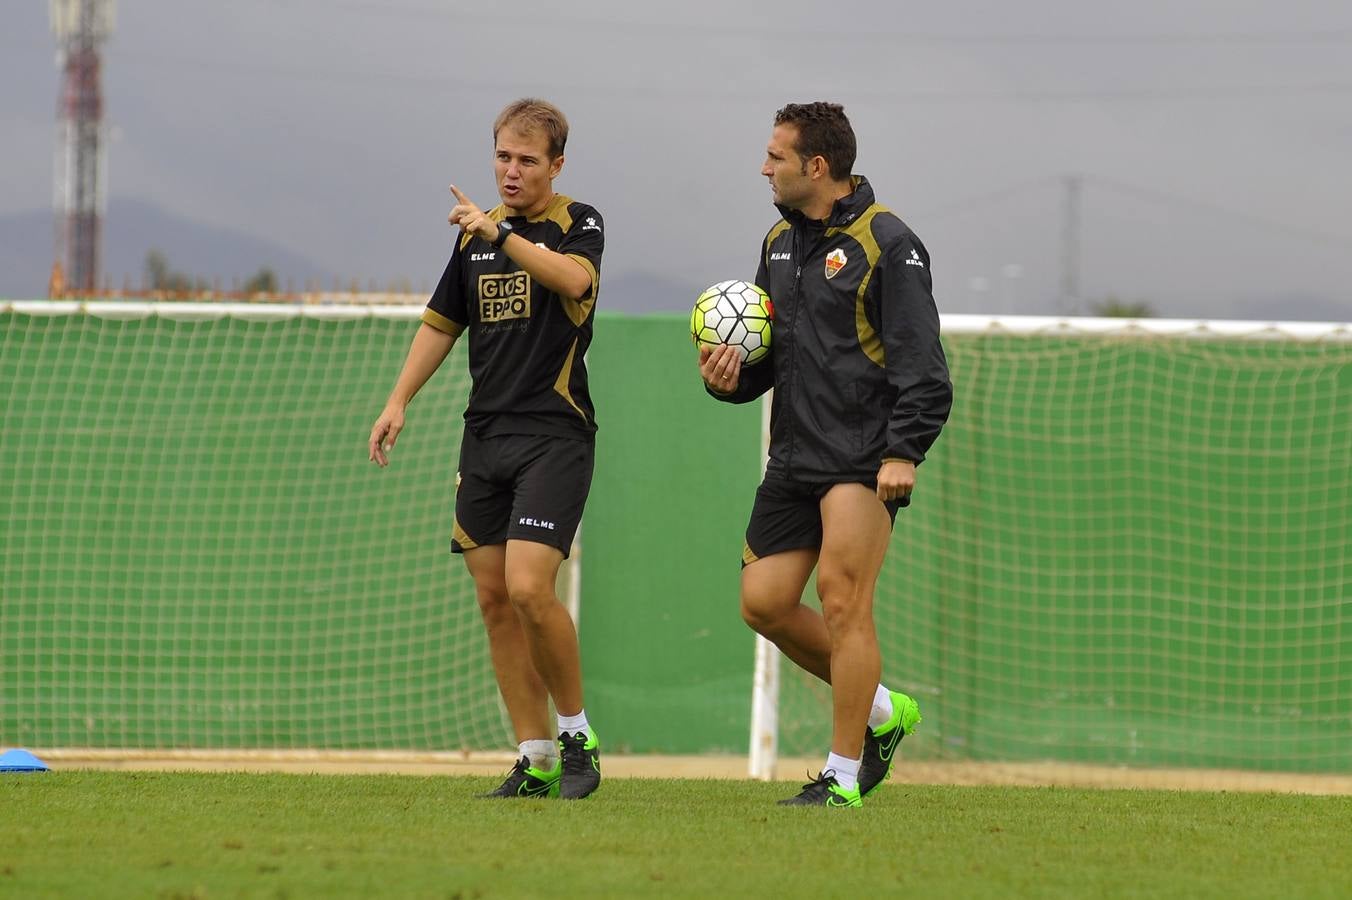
[0,748,50,772]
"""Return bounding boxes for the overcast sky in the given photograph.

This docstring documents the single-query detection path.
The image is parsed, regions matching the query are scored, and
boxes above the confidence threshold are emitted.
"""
[4,0,1351,320]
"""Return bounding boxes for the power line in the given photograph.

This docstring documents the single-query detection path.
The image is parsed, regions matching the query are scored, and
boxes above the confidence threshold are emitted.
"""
[910,178,1060,221]
[105,49,1352,104]
[1061,175,1082,310]
[256,2,1352,46]
[975,83,1352,101]
[910,175,1352,251]
[1084,175,1352,249]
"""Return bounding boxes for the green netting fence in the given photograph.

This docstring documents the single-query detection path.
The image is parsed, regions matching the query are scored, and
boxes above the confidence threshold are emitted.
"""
[2,304,1348,772]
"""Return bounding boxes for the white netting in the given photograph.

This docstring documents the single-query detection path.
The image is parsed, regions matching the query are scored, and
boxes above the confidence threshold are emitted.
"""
[770,316,1352,773]
[0,303,550,751]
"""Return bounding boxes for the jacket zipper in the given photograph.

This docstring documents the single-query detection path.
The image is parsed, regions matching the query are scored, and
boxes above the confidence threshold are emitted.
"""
[785,225,806,477]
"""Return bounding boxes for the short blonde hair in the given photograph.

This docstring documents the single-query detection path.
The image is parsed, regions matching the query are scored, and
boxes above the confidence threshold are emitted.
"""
[493,98,569,160]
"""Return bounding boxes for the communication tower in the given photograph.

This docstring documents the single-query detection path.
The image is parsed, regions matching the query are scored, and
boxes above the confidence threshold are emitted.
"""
[50,0,115,295]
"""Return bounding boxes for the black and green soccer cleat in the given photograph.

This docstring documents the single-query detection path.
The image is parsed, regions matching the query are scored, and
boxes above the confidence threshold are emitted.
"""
[558,729,601,800]
[777,770,862,808]
[478,755,561,799]
[858,691,921,797]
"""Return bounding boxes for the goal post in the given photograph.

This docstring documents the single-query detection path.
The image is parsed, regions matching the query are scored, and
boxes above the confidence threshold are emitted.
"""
[748,314,1352,777]
[748,395,778,780]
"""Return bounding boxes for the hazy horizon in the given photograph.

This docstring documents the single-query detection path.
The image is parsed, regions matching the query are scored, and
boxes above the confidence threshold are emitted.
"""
[4,0,1350,321]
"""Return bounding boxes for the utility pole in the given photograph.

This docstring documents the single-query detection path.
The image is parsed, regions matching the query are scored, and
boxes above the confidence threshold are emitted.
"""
[50,0,115,297]
[1060,174,1081,314]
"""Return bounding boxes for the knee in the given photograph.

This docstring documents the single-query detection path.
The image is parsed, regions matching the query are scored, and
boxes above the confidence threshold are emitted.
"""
[475,585,516,631]
[740,591,787,636]
[816,572,871,630]
[740,596,768,633]
[504,573,558,626]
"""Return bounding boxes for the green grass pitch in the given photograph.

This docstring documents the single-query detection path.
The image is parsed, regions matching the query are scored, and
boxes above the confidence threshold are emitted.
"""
[3,772,1350,898]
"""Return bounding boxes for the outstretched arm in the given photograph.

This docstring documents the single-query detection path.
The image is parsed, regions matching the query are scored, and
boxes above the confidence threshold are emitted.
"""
[368,322,459,467]
[450,185,593,301]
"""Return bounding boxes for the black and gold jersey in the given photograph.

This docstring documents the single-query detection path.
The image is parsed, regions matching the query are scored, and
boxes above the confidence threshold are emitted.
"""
[421,194,604,441]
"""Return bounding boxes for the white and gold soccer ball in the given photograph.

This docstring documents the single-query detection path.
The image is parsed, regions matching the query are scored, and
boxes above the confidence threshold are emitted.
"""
[689,280,774,366]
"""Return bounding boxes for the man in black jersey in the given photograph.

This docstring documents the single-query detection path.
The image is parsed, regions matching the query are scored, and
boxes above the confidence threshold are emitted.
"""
[700,102,952,807]
[369,98,604,800]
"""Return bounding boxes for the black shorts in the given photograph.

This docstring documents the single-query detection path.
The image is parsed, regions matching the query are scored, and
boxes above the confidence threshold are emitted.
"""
[451,429,594,558]
[742,474,903,566]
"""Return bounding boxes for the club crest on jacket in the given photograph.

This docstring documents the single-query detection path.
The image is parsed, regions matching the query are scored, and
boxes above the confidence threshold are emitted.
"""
[825,248,847,280]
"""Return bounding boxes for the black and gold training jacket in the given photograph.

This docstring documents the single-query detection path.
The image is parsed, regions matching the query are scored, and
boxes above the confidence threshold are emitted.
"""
[422,194,604,441]
[714,176,953,484]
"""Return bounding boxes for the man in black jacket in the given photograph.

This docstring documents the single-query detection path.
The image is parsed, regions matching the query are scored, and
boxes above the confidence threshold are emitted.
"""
[700,102,952,807]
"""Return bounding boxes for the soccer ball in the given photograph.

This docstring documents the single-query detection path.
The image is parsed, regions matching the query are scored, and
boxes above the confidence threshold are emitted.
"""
[689,280,774,366]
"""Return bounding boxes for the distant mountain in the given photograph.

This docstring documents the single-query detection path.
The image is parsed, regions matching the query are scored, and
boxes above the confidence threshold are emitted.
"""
[0,208,54,299]
[0,197,335,299]
[598,272,1351,323]
[7,203,1341,322]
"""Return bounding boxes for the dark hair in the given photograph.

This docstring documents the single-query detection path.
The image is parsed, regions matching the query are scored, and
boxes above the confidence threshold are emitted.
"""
[773,102,856,180]
[493,98,569,159]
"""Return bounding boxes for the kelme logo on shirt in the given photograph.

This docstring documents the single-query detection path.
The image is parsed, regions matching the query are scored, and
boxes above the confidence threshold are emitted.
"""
[825,248,847,280]
[479,272,531,322]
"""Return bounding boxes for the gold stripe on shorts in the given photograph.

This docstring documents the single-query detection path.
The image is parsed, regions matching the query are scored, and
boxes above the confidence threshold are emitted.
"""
[452,518,479,550]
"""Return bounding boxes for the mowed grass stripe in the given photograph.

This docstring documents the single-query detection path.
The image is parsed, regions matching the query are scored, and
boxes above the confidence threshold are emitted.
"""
[3,772,1350,899]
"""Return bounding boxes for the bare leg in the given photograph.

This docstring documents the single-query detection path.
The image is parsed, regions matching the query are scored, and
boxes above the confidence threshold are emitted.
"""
[739,547,834,682]
[818,484,892,759]
[503,539,584,717]
[463,544,551,742]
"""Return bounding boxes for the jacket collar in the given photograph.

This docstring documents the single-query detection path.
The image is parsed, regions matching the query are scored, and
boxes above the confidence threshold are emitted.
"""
[776,175,874,229]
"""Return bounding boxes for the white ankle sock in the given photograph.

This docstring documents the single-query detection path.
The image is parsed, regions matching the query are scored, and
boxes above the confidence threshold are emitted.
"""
[868,684,894,730]
[824,753,860,792]
[519,739,557,770]
[557,710,589,737]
